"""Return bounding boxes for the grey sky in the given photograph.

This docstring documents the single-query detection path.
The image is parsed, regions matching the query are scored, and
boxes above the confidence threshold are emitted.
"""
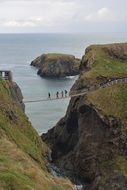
[0,0,127,33]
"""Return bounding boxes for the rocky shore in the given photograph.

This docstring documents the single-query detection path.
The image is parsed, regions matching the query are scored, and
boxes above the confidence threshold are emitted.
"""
[42,43,127,190]
[31,53,81,78]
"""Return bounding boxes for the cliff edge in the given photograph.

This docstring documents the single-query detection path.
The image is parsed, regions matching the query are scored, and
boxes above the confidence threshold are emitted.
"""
[0,81,74,190]
[42,43,127,190]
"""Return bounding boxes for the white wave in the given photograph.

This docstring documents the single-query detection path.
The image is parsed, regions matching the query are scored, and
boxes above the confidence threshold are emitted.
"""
[66,75,79,79]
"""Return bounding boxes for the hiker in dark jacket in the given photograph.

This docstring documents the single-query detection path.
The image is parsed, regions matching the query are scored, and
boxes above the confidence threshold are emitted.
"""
[56,91,59,98]
[65,90,68,97]
[61,91,64,98]
[48,92,51,99]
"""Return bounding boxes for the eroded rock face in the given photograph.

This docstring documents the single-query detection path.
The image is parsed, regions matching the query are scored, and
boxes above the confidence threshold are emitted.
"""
[104,43,127,60]
[31,53,81,78]
[42,43,127,189]
[42,96,127,185]
[80,43,127,71]
[9,82,25,111]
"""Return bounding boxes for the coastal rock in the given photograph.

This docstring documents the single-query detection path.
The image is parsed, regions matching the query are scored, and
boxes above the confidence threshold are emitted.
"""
[42,43,127,189]
[9,82,25,111]
[42,96,127,185]
[104,43,127,60]
[31,53,81,77]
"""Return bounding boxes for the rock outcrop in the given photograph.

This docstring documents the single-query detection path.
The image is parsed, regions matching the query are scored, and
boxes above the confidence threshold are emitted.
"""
[31,53,81,77]
[104,43,127,60]
[42,43,127,189]
[9,82,25,111]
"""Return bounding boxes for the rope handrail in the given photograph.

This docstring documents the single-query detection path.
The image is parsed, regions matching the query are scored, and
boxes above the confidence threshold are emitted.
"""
[23,77,127,103]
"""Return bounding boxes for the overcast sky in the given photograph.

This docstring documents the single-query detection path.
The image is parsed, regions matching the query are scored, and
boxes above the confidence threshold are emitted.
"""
[0,0,127,33]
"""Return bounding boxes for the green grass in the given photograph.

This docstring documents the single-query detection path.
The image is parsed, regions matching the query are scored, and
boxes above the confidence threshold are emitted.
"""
[79,44,127,125]
[0,81,74,190]
[81,44,127,84]
[42,53,80,64]
[78,44,127,187]
[0,81,46,168]
[44,53,74,59]
[87,83,127,125]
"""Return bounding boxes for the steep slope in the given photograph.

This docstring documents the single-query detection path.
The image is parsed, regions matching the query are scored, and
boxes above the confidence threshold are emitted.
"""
[0,81,74,190]
[31,53,80,78]
[42,43,127,189]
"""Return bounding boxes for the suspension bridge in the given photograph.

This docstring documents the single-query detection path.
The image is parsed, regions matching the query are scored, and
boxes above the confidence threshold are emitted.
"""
[23,77,127,103]
[0,70,126,103]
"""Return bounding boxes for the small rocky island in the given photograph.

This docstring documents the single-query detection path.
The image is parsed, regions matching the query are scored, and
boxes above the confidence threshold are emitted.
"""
[31,53,81,77]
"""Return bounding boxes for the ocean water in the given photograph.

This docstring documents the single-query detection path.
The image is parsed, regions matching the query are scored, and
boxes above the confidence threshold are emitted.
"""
[0,33,127,134]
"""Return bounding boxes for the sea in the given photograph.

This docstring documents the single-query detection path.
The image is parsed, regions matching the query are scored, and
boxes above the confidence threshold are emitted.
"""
[0,33,127,134]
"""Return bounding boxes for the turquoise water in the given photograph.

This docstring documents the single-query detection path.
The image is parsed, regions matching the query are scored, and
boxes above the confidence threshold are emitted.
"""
[0,33,127,134]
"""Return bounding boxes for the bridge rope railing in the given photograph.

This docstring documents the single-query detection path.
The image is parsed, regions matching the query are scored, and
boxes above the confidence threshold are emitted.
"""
[23,77,127,103]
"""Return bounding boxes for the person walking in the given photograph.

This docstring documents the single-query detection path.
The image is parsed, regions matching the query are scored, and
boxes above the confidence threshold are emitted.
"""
[61,91,64,98]
[48,92,51,99]
[65,90,68,97]
[56,91,59,98]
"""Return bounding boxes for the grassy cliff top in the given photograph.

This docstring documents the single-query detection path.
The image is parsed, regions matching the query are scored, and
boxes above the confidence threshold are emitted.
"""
[31,53,80,69]
[43,53,75,59]
[0,81,74,190]
[40,53,80,64]
[79,43,127,126]
[87,83,127,126]
[80,43,127,84]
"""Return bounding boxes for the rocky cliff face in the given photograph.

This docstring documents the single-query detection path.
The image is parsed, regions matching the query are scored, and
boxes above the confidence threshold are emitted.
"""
[31,53,80,78]
[42,43,127,189]
[9,81,25,111]
[104,43,127,60]
[0,81,74,190]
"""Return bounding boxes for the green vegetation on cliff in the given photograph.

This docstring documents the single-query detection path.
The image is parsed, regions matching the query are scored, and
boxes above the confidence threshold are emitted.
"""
[0,81,73,190]
[42,43,127,190]
[87,83,127,125]
[80,43,127,84]
[82,44,127,187]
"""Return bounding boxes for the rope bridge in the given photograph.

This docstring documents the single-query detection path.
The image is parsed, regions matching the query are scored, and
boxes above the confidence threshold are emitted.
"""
[23,77,127,103]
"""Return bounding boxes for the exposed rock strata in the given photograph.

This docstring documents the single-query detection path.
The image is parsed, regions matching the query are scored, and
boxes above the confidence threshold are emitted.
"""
[9,82,25,111]
[104,43,127,60]
[42,43,127,189]
[31,53,81,77]
[42,96,127,188]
